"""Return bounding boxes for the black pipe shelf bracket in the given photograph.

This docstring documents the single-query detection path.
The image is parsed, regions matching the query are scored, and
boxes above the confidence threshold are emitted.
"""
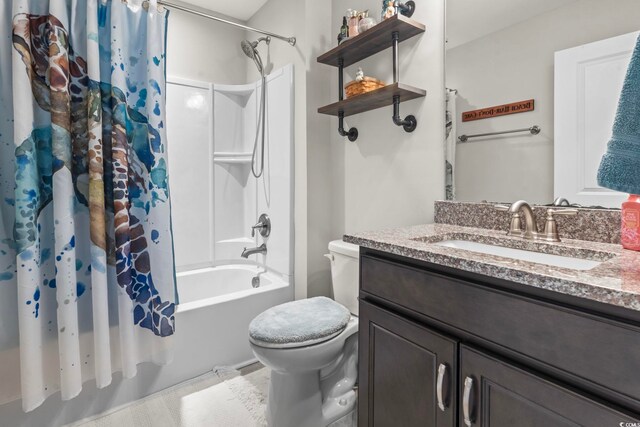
[338,111,359,142]
[391,31,417,133]
[316,14,426,142]
[393,95,417,132]
[337,58,358,141]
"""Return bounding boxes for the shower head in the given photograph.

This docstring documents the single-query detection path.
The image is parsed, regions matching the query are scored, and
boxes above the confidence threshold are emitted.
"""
[241,37,270,75]
[241,40,257,59]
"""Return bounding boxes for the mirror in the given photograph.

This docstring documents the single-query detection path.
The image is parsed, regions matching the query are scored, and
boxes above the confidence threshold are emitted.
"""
[445,0,640,207]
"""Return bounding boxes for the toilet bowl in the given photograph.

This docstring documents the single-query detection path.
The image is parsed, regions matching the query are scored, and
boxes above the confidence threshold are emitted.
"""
[248,240,359,427]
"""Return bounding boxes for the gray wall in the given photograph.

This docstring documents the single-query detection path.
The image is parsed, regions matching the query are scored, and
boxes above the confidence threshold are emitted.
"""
[248,0,446,299]
[447,0,640,204]
[166,5,247,84]
[331,0,446,230]
[327,0,446,290]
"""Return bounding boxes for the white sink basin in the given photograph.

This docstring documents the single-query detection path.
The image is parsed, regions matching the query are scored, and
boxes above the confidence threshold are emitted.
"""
[434,240,602,271]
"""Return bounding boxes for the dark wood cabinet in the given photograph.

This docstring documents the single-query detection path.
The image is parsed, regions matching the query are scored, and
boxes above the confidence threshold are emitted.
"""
[359,300,457,427]
[358,248,640,426]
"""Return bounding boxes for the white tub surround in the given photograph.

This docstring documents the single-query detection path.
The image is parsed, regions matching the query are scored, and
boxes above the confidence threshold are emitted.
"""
[167,65,294,279]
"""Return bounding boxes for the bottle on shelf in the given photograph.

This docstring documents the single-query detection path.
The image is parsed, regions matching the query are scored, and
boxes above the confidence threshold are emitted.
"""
[338,16,348,44]
[358,10,377,33]
[347,9,360,38]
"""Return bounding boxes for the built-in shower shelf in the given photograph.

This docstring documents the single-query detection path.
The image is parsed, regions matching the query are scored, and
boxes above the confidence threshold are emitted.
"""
[213,152,253,165]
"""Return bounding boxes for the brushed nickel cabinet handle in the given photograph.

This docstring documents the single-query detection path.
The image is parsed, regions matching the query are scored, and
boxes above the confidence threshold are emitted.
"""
[463,376,475,426]
[436,363,448,411]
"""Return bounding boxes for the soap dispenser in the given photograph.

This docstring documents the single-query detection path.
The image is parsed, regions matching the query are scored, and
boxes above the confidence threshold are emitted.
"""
[622,194,640,251]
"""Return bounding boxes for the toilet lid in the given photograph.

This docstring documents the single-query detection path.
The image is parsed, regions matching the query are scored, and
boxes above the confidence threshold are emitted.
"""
[249,297,351,349]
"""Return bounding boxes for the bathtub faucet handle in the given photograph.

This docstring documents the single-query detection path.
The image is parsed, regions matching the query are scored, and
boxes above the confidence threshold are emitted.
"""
[251,213,271,238]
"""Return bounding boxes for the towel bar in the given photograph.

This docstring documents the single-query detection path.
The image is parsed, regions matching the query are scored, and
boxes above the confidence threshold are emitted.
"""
[458,125,540,142]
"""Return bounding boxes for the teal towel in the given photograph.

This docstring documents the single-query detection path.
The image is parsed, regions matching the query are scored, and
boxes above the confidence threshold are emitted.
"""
[597,35,640,195]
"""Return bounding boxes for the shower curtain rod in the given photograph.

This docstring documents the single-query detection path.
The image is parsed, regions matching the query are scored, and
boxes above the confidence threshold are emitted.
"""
[157,0,297,46]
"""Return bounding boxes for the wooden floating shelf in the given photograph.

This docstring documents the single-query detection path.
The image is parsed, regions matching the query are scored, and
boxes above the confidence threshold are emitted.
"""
[317,14,425,68]
[316,13,426,140]
[318,83,426,117]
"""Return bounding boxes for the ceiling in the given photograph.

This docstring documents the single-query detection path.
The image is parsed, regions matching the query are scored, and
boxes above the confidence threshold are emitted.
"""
[178,0,268,21]
[176,0,583,45]
[447,0,580,50]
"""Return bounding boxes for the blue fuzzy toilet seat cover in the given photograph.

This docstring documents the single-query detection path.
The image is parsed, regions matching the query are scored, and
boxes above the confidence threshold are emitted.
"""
[249,297,351,348]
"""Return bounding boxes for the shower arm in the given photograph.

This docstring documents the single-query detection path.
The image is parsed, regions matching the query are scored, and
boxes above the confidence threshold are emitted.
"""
[158,0,296,46]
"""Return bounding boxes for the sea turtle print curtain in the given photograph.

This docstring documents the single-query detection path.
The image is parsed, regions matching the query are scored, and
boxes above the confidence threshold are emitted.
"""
[0,0,177,411]
[445,89,457,200]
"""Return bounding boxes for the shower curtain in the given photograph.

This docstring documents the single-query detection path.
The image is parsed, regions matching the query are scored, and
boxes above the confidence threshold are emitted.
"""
[0,0,176,411]
[445,89,458,200]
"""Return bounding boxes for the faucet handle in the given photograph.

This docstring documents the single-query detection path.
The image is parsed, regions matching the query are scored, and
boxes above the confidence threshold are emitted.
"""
[251,221,266,237]
[541,208,578,242]
[250,214,271,238]
[495,205,523,237]
[547,208,578,216]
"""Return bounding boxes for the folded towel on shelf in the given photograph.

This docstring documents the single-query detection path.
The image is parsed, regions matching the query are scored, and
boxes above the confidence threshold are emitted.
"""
[597,35,640,195]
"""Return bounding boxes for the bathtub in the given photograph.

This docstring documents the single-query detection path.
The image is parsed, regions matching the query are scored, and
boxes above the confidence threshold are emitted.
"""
[172,264,292,378]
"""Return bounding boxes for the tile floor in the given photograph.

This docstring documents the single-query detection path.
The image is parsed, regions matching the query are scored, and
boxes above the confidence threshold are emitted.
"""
[69,364,356,427]
[70,364,269,427]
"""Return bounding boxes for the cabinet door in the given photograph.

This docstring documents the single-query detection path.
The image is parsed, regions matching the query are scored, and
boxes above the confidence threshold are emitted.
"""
[359,300,457,427]
[459,345,638,426]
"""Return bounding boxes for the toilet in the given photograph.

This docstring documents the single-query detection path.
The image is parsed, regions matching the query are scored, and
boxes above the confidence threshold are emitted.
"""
[248,240,359,427]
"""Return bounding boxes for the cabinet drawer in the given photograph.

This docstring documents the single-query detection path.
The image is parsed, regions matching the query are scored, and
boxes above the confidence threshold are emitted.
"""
[361,254,640,409]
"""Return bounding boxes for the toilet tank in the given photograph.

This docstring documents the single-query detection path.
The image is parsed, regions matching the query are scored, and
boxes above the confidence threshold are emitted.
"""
[327,240,360,315]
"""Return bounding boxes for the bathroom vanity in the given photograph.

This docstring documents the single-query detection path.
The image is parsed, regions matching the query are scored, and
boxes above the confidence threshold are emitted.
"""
[346,204,640,426]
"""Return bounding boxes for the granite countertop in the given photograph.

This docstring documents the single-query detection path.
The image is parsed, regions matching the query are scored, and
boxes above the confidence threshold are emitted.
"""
[344,223,640,312]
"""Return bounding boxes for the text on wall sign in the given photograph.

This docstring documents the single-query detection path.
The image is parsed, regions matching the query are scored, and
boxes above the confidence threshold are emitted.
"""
[462,99,534,122]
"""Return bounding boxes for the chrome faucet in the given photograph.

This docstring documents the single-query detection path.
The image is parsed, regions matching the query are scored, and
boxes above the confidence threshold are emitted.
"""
[241,243,267,258]
[495,200,578,242]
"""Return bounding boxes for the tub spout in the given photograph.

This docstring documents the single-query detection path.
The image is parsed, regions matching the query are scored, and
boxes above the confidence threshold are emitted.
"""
[241,243,267,258]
